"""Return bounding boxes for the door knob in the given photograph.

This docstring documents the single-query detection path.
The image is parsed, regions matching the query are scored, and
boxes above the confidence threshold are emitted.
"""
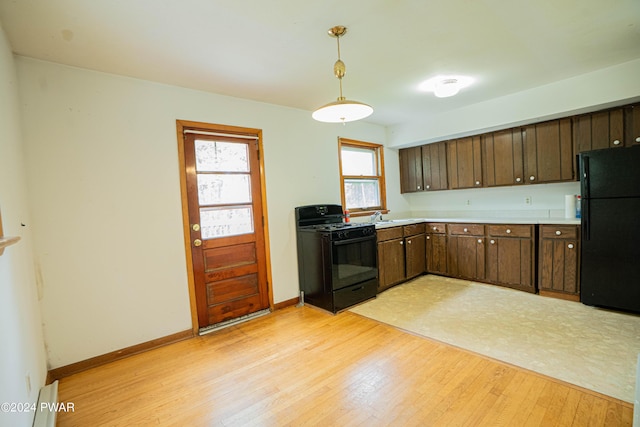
[193,239,202,247]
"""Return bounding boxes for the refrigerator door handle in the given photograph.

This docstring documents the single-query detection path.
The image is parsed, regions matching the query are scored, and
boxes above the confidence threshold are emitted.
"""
[583,197,590,241]
[582,156,590,200]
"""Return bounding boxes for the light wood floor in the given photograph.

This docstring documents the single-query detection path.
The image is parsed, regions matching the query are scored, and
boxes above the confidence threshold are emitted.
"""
[57,306,633,426]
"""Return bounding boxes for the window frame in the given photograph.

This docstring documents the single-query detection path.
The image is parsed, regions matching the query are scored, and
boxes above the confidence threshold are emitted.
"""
[338,137,388,216]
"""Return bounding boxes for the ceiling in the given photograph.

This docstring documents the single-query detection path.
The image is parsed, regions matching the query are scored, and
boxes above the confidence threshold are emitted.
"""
[1,0,639,127]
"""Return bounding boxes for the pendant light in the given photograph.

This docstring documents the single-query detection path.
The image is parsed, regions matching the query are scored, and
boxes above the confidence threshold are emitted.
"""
[312,26,373,123]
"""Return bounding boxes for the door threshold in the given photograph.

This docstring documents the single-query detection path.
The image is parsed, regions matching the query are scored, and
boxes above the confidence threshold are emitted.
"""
[198,308,271,336]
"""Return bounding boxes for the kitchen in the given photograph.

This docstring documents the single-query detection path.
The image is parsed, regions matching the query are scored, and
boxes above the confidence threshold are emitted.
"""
[1,1,640,426]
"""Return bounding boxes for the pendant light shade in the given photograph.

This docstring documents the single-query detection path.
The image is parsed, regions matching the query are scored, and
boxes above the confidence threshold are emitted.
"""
[312,26,373,123]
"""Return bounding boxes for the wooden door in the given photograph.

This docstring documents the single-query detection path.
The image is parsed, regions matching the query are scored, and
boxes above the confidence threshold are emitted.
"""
[377,238,405,291]
[524,118,574,183]
[625,104,640,146]
[178,121,271,331]
[405,233,426,279]
[447,136,483,189]
[399,146,423,193]
[421,142,448,191]
[483,129,524,186]
[573,108,625,153]
[426,234,447,275]
[448,235,485,280]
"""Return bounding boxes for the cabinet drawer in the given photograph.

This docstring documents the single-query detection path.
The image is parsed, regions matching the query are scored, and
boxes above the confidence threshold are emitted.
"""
[448,224,485,236]
[487,224,533,238]
[376,226,404,241]
[425,222,446,234]
[403,223,425,237]
[540,225,578,239]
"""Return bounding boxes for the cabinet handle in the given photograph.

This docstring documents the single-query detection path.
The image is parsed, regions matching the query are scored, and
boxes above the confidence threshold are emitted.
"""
[475,181,481,185]
[490,239,495,244]
[463,228,468,232]
[417,185,421,189]
[426,236,430,240]
[506,229,511,234]
[408,240,412,244]
[400,241,404,245]
[477,239,482,244]
[433,227,438,231]
[426,185,430,189]
[568,243,574,249]
[636,137,640,143]
[529,175,535,181]
[516,177,521,183]
[613,140,621,145]
[555,230,562,236]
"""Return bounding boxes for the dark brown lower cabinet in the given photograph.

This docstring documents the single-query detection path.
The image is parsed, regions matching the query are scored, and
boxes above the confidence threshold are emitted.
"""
[377,226,406,292]
[405,231,426,280]
[447,224,485,281]
[538,225,581,301]
[486,225,535,293]
[426,222,448,275]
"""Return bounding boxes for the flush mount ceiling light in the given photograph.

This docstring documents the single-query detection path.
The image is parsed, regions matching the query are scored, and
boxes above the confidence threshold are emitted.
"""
[418,75,474,98]
[312,26,373,123]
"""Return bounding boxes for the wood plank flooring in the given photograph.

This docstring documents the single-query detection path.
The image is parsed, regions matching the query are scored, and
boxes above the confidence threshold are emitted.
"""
[57,306,633,426]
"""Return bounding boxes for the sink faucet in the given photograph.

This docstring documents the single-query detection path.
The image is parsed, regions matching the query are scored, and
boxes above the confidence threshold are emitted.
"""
[370,211,382,223]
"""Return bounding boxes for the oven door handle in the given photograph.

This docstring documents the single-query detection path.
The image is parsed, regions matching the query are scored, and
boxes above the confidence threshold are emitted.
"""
[332,236,376,246]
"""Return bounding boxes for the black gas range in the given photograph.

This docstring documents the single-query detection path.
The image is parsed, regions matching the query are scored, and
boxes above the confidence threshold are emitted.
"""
[295,204,378,313]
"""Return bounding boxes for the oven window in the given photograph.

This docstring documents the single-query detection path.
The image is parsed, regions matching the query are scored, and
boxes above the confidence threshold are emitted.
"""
[332,238,377,287]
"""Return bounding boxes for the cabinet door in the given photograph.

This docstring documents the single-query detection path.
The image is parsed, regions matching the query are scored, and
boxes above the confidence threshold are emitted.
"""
[399,146,423,193]
[447,136,483,189]
[625,104,640,146]
[426,234,447,275]
[448,235,485,280]
[422,142,448,191]
[377,239,406,291]
[405,233,426,279]
[573,108,625,153]
[539,239,579,295]
[486,237,534,291]
[483,129,524,186]
[524,118,574,183]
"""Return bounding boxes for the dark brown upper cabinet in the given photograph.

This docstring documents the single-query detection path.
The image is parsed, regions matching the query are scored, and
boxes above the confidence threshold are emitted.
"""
[447,136,483,189]
[573,107,625,153]
[624,104,640,146]
[523,118,574,183]
[399,146,423,193]
[482,128,524,187]
[421,141,448,191]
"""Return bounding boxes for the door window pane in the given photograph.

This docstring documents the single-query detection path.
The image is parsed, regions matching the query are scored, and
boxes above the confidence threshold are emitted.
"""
[195,140,249,172]
[341,146,376,175]
[200,206,254,239]
[344,178,380,209]
[197,174,251,205]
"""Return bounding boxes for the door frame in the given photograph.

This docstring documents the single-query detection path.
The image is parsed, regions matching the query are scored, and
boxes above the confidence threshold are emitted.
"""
[176,119,274,334]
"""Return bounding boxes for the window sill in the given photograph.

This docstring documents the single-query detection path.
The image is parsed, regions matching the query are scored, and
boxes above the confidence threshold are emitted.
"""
[350,210,390,218]
[0,236,20,256]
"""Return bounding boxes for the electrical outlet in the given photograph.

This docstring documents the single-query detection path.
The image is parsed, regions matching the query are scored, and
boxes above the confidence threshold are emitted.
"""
[25,372,31,395]
[465,199,471,206]
[524,196,532,205]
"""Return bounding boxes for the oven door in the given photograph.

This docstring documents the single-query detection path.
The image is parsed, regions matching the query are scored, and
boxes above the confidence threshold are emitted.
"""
[331,235,378,290]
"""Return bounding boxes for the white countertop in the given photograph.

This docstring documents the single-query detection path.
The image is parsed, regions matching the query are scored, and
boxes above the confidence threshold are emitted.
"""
[372,217,581,229]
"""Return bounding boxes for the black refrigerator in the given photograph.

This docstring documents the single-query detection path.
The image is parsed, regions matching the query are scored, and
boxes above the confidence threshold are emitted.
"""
[579,145,640,313]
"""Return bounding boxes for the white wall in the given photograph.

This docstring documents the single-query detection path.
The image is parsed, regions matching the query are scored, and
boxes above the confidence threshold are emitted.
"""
[406,182,581,219]
[16,57,390,368]
[0,26,47,427]
[388,58,640,148]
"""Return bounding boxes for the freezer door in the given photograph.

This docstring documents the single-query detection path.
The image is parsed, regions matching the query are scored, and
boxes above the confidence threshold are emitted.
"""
[580,146,640,199]
[581,198,640,313]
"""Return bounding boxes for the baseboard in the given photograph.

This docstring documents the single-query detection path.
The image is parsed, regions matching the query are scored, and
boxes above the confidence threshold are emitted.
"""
[273,296,299,310]
[539,290,580,302]
[48,329,193,381]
